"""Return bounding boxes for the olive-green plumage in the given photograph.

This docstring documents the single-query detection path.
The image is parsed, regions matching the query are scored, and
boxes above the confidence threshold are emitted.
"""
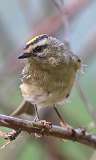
[19,34,81,108]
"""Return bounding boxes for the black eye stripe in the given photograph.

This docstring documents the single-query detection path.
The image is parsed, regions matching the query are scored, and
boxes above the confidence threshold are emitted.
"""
[33,44,48,53]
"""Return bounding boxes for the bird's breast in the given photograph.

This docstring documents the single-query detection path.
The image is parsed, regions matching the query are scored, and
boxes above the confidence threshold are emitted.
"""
[20,63,76,107]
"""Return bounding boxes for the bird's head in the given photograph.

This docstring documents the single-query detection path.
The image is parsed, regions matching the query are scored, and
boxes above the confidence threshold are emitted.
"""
[18,34,81,69]
[18,34,67,65]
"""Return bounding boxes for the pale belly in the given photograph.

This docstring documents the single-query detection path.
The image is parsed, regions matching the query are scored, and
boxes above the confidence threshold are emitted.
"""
[20,81,72,108]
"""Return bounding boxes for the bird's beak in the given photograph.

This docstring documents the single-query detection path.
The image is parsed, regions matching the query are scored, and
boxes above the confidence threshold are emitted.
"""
[18,52,31,59]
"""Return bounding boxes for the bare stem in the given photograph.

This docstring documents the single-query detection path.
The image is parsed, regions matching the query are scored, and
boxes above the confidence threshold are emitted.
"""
[0,114,96,149]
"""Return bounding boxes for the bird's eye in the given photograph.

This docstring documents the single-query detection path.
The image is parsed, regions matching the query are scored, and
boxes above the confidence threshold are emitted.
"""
[33,44,48,53]
[77,58,81,63]
[33,46,42,53]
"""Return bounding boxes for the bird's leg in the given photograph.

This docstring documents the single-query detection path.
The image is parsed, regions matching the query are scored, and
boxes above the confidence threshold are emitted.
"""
[53,105,71,128]
[34,104,40,121]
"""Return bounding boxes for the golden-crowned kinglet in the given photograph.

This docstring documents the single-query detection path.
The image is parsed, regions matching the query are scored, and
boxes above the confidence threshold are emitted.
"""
[18,34,81,118]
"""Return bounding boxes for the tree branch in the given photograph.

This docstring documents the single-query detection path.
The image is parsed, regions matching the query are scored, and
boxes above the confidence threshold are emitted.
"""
[0,114,96,149]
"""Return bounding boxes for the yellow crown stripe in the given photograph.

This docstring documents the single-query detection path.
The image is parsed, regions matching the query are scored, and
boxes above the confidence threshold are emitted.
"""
[26,35,40,45]
[26,34,48,46]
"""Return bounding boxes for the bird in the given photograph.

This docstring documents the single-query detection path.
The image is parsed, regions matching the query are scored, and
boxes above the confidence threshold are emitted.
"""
[17,34,81,123]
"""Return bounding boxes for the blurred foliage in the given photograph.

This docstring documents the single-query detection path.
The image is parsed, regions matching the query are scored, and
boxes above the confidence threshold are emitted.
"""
[0,0,96,160]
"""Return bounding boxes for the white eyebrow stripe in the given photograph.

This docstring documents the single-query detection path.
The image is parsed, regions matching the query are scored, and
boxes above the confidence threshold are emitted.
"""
[32,38,48,48]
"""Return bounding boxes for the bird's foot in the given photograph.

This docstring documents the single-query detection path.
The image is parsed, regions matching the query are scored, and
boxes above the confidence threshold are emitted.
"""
[39,120,52,129]
[34,120,52,138]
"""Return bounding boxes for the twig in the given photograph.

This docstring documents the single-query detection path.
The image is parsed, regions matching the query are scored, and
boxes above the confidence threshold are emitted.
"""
[76,81,96,124]
[10,100,35,116]
[31,0,93,36]
[0,114,96,149]
[52,0,69,42]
